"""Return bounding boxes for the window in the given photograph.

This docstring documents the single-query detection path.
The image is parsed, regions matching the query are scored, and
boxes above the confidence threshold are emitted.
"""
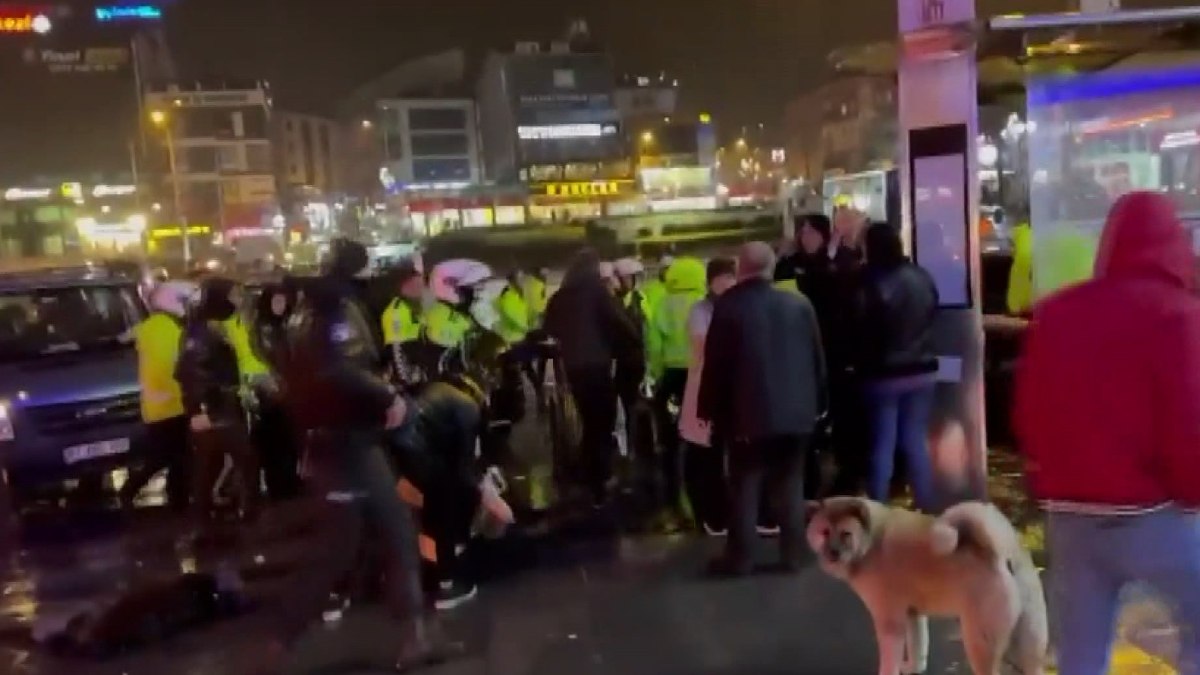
[182,146,217,172]
[412,158,471,182]
[245,144,272,173]
[0,285,141,362]
[553,69,576,89]
[407,107,467,132]
[410,133,469,157]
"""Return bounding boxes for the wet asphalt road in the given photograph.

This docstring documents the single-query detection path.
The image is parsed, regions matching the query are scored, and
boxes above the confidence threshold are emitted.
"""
[0,444,1181,675]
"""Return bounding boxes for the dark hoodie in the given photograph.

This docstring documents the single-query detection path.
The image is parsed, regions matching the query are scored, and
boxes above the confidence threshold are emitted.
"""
[1015,191,1200,510]
[175,277,242,421]
[544,249,641,370]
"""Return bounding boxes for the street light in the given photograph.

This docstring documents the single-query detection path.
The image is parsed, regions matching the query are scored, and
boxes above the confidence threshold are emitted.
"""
[150,109,190,265]
[640,130,655,145]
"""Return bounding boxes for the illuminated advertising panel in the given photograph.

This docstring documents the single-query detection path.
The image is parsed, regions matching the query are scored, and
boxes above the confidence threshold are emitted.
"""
[1027,64,1200,298]
[0,6,52,34]
[95,4,162,22]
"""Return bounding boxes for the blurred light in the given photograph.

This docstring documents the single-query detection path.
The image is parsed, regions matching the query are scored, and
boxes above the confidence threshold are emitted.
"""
[735,138,748,149]
[3,187,50,201]
[699,112,712,124]
[640,131,655,144]
[149,109,167,125]
[92,184,136,197]
[151,202,162,212]
[101,205,112,214]
[0,400,13,442]
[31,14,51,34]
[95,4,163,22]
[127,213,147,230]
[978,142,999,167]
[518,123,614,140]
[0,12,51,34]
[361,119,373,129]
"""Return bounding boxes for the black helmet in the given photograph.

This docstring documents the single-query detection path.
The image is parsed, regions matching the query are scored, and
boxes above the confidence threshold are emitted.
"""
[325,237,369,280]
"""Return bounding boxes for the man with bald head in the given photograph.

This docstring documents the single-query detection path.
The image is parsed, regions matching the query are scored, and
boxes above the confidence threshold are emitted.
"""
[698,241,828,576]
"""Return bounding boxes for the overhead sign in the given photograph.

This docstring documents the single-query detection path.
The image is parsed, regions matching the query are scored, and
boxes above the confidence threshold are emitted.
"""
[542,180,634,198]
[24,47,130,74]
[92,184,137,197]
[158,91,262,107]
[95,4,162,22]
[0,9,51,34]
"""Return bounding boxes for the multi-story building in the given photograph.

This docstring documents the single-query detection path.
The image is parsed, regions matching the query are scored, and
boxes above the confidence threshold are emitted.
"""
[143,82,279,244]
[376,98,482,187]
[273,110,341,195]
[615,73,679,131]
[477,38,636,221]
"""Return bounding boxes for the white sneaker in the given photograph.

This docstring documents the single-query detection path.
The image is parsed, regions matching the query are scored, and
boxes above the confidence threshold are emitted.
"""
[757,525,781,537]
[702,523,728,538]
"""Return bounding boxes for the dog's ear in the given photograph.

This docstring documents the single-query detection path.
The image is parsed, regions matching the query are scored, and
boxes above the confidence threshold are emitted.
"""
[804,500,823,525]
[847,499,873,532]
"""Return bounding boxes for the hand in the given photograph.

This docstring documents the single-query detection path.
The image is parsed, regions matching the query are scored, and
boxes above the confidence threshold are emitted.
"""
[189,413,212,432]
[384,396,408,430]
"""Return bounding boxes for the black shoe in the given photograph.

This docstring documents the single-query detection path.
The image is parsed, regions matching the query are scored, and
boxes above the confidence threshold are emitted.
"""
[433,580,478,611]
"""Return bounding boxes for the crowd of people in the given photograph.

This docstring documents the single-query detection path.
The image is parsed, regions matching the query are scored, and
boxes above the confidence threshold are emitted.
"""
[120,207,955,669]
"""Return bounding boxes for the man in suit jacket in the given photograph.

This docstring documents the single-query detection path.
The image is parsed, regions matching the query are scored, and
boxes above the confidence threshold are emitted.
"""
[699,241,828,575]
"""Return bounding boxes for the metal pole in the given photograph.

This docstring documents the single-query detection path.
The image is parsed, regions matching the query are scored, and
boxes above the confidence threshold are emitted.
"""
[166,130,190,265]
[128,138,142,210]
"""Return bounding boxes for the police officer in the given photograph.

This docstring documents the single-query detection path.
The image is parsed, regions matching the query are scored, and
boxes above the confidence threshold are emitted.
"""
[251,280,302,501]
[647,257,707,528]
[424,277,475,373]
[274,238,457,670]
[381,259,431,390]
[175,276,260,526]
[121,281,196,511]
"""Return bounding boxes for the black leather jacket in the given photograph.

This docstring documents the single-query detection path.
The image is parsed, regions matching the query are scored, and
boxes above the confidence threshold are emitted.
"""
[855,262,939,380]
[175,319,242,422]
[284,278,394,429]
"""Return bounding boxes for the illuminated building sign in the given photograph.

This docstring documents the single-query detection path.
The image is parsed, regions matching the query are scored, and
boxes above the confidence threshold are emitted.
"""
[0,10,51,34]
[542,181,634,198]
[60,182,83,201]
[26,48,130,74]
[94,4,162,22]
[3,187,51,201]
[518,123,618,140]
[92,184,137,198]
[149,225,211,240]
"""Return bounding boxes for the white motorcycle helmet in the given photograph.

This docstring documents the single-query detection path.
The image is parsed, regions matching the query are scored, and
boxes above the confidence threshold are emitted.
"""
[147,281,199,319]
[429,258,493,306]
[613,257,645,279]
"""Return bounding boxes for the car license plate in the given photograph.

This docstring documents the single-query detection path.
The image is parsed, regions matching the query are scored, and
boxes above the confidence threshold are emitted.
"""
[63,438,131,465]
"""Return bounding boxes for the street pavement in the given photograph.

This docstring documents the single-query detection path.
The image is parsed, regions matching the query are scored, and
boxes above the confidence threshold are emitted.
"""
[0,449,1183,674]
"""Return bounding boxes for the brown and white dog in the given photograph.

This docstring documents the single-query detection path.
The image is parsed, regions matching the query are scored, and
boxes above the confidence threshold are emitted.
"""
[806,497,1048,675]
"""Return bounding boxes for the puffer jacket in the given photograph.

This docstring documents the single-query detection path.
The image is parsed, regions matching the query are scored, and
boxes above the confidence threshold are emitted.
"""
[855,262,939,380]
[647,257,706,379]
[1015,191,1200,510]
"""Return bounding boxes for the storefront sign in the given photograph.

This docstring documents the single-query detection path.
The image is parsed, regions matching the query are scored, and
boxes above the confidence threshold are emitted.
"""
[542,181,633,198]
[3,187,51,201]
[0,10,51,34]
[94,4,162,22]
[92,184,137,197]
[162,91,261,107]
[26,48,130,74]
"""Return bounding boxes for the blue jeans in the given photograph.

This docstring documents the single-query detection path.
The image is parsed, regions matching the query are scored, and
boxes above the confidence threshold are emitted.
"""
[1048,509,1200,675]
[866,378,936,510]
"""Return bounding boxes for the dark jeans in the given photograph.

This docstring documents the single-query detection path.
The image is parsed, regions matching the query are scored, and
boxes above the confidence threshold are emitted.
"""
[252,399,301,501]
[726,435,809,566]
[866,378,937,511]
[280,428,424,643]
[121,415,190,511]
[653,368,688,510]
[566,365,618,501]
[190,419,259,524]
[683,441,727,531]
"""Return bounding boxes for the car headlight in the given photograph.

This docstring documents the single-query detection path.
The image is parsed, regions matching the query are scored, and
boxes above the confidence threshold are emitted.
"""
[0,402,13,442]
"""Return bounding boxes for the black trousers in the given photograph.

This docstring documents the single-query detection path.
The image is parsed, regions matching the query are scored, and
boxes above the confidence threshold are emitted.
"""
[653,368,689,510]
[280,428,424,643]
[829,369,870,495]
[566,365,618,500]
[683,441,728,531]
[190,420,259,524]
[252,398,301,501]
[726,435,809,565]
[122,415,190,511]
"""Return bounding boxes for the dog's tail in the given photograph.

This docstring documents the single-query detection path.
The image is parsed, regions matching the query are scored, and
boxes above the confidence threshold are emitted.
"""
[929,502,1020,562]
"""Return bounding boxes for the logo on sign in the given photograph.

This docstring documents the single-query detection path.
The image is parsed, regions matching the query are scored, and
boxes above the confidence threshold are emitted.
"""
[543,181,630,198]
[921,0,945,24]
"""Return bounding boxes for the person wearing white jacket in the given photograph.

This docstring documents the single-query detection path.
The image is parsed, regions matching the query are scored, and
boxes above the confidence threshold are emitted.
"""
[678,257,738,536]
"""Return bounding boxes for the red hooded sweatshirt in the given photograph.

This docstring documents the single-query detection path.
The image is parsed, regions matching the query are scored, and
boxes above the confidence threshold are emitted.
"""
[1014,191,1200,512]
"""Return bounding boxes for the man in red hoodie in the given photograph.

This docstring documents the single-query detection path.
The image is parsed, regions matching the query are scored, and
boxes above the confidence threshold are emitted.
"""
[1014,191,1200,675]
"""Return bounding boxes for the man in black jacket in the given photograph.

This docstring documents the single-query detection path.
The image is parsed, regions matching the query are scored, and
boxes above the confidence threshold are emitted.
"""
[175,276,259,526]
[699,242,827,575]
[544,249,641,505]
[271,238,457,672]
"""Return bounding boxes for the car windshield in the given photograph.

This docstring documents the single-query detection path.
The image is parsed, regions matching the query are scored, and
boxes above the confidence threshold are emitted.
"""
[0,285,142,362]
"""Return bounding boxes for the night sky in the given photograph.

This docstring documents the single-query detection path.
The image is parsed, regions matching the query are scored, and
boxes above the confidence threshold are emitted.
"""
[0,0,1184,181]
